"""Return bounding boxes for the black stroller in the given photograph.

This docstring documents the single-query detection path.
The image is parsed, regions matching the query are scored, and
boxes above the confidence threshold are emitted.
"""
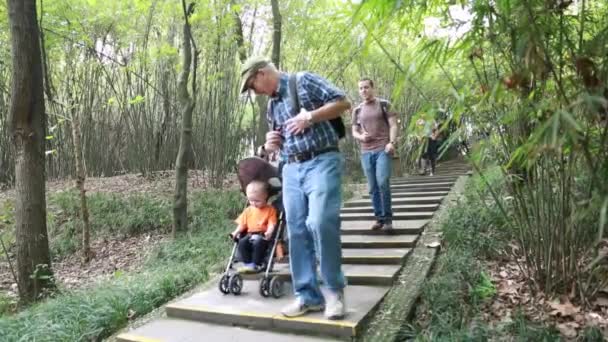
[218,156,287,298]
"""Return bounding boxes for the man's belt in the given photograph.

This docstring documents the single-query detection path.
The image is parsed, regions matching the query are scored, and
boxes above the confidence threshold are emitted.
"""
[286,147,339,163]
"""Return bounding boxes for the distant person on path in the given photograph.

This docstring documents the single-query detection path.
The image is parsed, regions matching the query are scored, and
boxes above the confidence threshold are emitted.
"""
[351,78,398,233]
[416,118,438,175]
[423,127,440,176]
[240,56,350,320]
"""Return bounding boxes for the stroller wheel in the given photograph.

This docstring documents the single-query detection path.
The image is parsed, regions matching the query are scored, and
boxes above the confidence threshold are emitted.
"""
[269,276,284,298]
[218,274,230,294]
[259,277,271,298]
[229,274,243,295]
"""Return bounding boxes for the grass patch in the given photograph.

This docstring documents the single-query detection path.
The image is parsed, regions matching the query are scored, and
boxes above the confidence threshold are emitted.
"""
[411,173,558,341]
[0,189,241,341]
[47,191,173,258]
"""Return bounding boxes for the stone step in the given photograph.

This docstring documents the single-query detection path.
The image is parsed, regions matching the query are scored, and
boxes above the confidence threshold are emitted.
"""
[342,248,411,264]
[390,184,452,192]
[275,264,401,285]
[164,282,392,339]
[390,186,452,193]
[117,318,338,342]
[363,190,448,199]
[341,234,419,248]
[391,181,454,189]
[340,203,438,214]
[343,196,444,207]
[340,211,434,221]
[239,263,402,286]
[277,248,412,265]
[341,219,428,235]
[391,176,458,184]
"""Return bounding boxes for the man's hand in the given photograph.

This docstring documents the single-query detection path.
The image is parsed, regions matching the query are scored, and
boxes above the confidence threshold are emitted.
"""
[285,109,312,135]
[385,142,396,155]
[359,132,372,143]
[264,131,283,152]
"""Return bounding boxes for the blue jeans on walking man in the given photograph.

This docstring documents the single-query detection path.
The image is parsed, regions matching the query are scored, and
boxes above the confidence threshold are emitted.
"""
[282,151,346,307]
[361,150,393,224]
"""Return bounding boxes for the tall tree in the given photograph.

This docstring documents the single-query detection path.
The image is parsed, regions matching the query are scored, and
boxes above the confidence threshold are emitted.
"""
[270,0,281,68]
[7,0,54,302]
[173,0,198,236]
[70,91,92,262]
[253,0,282,149]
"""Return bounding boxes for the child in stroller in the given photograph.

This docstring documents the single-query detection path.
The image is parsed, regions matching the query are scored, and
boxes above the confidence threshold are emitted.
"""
[230,180,277,273]
[218,156,287,298]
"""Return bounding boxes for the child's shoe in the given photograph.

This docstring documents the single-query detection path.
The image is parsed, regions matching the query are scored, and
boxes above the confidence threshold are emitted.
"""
[238,263,257,273]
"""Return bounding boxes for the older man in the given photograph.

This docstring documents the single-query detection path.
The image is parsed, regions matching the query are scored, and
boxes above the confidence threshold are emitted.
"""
[240,56,350,320]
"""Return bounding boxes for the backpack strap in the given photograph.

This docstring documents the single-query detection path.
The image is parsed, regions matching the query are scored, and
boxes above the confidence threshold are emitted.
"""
[379,99,390,124]
[288,73,346,139]
[353,105,362,126]
[288,74,300,115]
[354,100,389,126]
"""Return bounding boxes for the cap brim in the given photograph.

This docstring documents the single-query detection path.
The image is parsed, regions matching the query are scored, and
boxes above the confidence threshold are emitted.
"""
[239,77,249,94]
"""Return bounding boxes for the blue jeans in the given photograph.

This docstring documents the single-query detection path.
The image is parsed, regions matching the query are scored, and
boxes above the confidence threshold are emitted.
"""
[282,151,345,306]
[361,150,393,223]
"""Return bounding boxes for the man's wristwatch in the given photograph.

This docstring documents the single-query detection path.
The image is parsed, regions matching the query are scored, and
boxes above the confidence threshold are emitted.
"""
[305,111,313,125]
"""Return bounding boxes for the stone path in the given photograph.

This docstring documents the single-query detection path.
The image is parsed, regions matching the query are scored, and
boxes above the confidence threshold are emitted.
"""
[116,160,470,341]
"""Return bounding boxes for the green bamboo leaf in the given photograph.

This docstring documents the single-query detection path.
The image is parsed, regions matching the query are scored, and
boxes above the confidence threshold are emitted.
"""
[128,95,145,105]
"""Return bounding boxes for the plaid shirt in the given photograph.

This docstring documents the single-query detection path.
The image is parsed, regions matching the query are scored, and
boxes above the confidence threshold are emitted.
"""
[267,72,346,156]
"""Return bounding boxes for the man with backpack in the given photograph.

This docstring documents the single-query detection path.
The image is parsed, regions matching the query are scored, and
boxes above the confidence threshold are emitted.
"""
[240,56,350,320]
[352,78,398,233]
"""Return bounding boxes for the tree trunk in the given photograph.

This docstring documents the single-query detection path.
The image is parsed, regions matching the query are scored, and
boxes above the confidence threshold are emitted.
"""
[7,0,54,303]
[255,96,268,148]
[232,5,247,64]
[251,0,281,148]
[155,24,176,165]
[270,0,282,68]
[173,1,197,236]
[71,110,92,262]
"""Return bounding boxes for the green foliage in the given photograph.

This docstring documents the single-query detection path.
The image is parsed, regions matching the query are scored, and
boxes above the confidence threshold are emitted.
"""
[0,200,14,248]
[0,292,16,316]
[44,189,242,259]
[358,0,608,300]
[502,311,561,341]
[470,271,497,303]
[0,190,239,341]
[579,326,606,342]
[47,191,172,258]
[414,175,556,340]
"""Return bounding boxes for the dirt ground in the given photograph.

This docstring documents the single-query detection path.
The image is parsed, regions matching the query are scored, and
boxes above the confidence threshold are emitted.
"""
[0,170,239,305]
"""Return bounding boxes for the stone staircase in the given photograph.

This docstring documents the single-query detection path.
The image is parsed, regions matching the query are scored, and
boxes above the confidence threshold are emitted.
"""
[116,160,469,342]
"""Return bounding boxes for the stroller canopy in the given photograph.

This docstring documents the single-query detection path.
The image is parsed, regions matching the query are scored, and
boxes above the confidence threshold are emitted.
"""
[237,157,281,195]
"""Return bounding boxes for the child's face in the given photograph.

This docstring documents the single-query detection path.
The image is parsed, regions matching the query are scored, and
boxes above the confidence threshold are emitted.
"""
[246,188,268,208]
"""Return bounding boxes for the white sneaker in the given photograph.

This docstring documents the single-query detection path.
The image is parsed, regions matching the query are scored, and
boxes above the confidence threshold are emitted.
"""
[324,290,345,320]
[281,298,324,318]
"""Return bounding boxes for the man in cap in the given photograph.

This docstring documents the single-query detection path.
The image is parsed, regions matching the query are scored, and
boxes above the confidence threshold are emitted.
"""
[240,56,350,319]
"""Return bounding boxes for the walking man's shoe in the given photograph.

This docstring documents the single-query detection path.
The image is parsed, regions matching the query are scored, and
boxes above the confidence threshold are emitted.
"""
[370,221,383,230]
[382,222,394,234]
[324,290,346,320]
[281,298,325,318]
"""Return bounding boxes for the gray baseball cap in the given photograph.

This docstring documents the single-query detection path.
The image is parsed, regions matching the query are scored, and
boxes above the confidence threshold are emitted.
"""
[239,56,271,93]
